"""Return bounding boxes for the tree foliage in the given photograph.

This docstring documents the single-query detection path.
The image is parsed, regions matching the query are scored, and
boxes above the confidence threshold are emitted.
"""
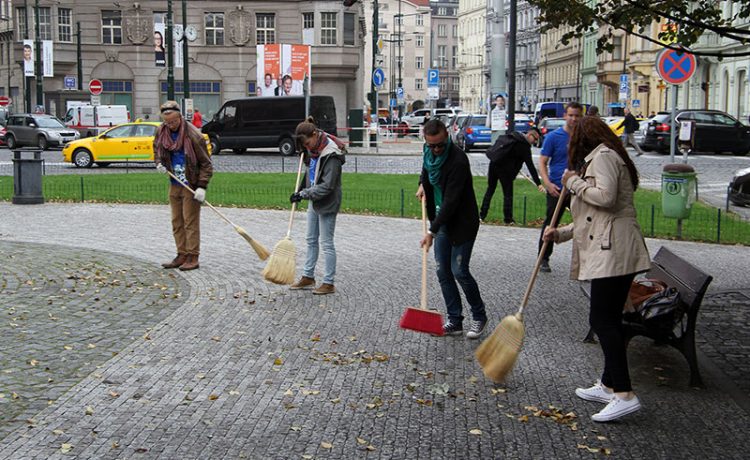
[528,0,750,58]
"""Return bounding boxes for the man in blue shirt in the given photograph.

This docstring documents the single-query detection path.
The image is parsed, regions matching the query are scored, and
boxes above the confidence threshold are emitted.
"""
[537,102,582,272]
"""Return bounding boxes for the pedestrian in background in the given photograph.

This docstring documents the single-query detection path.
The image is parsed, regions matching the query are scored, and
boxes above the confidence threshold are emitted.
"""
[543,116,651,423]
[289,117,346,295]
[154,100,213,271]
[191,107,203,129]
[417,119,488,339]
[480,128,544,224]
[617,108,644,156]
[537,102,582,272]
[587,105,600,117]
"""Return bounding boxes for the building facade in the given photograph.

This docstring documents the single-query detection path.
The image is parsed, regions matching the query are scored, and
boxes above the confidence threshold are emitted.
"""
[514,0,539,112]
[0,0,365,131]
[457,0,487,113]
[429,0,459,108]
[538,24,581,103]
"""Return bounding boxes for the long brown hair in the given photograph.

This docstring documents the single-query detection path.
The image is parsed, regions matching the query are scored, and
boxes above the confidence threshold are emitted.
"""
[568,116,639,190]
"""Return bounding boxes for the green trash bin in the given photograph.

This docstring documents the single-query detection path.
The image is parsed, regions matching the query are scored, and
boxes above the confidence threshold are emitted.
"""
[348,109,363,147]
[662,163,697,219]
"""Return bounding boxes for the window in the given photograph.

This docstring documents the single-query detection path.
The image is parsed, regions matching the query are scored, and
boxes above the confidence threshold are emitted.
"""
[452,46,458,68]
[452,24,458,37]
[58,8,72,42]
[38,7,52,40]
[321,12,337,45]
[344,13,355,46]
[205,13,224,45]
[416,14,423,26]
[257,13,275,44]
[416,56,423,69]
[302,12,314,45]
[415,78,423,90]
[438,45,446,67]
[415,34,423,47]
[395,15,402,27]
[101,10,122,44]
[303,12,314,29]
[452,77,460,91]
[438,24,446,37]
[613,36,622,60]
[16,7,27,38]
[438,7,447,16]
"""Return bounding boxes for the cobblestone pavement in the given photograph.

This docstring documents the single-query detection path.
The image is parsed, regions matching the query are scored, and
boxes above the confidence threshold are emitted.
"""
[0,242,189,441]
[0,202,748,459]
[2,145,748,220]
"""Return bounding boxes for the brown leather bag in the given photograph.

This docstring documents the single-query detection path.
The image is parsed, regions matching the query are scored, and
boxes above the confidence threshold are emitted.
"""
[625,279,667,313]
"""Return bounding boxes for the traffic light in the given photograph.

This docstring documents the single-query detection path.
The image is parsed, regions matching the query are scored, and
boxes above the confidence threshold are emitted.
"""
[343,0,358,6]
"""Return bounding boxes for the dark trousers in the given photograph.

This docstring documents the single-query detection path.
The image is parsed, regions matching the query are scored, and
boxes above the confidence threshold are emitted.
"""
[433,229,486,325]
[589,273,637,392]
[537,192,570,260]
[480,166,515,223]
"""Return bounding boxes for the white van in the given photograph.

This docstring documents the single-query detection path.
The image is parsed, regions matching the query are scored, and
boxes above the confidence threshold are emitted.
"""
[64,105,130,137]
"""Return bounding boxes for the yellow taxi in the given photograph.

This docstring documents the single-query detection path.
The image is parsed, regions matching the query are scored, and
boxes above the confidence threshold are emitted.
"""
[62,120,212,168]
[607,116,646,136]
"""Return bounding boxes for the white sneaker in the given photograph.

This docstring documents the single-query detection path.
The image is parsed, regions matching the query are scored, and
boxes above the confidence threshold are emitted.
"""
[465,319,487,340]
[575,380,615,403]
[591,395,641,422]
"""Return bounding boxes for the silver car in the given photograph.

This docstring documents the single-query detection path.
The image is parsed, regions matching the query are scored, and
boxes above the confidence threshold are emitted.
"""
[5,113,80,150]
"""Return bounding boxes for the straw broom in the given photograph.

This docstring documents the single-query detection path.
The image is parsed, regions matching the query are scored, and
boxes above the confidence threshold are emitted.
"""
[398,197,444,335]
[166,170,270,260]
[476,188,568,382]
[262,152,306,285]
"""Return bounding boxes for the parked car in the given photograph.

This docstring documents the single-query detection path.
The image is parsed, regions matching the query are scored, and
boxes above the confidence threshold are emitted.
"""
[62,120,212,168]
[533,102,591,125]
[456,114,491,152]
[729,167,750,206]
[633,120,650,149]
[402,107,462,133]
[448,113,470,143]
[0,125,6,146]
[4,113,80,150]
[513,113,534,134]
[64,104,130,138]
[642,110,750,155]
[536,117,565,147]
[202,95,336,155]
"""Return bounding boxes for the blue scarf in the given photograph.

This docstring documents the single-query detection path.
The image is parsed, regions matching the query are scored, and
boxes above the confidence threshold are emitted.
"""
[422,137,451,186]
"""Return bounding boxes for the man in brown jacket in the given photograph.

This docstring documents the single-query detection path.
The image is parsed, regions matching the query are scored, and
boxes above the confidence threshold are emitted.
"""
[154,100,213,271]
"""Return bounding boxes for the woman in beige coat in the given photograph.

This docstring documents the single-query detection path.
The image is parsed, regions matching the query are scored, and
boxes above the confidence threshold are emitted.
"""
[543,116,651,423]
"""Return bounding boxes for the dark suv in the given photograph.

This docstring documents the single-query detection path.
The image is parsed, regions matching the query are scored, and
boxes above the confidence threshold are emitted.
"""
[642,110,750,155]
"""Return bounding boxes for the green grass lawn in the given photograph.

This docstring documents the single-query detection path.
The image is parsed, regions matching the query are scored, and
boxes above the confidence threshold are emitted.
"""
[1,172,748,245]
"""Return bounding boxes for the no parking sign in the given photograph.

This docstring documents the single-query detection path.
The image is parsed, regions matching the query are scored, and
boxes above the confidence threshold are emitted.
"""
[656,48,697,85]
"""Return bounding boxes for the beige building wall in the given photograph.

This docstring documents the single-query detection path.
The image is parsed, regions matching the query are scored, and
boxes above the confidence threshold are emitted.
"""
[457,0,487,113]
[538,24,581,102]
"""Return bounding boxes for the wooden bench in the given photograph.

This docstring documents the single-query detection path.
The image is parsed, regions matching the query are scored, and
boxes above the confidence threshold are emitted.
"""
[580,246,713,387]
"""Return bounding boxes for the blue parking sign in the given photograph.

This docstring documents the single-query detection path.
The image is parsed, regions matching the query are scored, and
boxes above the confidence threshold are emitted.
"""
[64,76,77,89]
[427,69,439,86]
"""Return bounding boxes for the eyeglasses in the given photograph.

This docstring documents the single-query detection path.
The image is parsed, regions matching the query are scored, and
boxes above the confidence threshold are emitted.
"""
[426,140,447,150]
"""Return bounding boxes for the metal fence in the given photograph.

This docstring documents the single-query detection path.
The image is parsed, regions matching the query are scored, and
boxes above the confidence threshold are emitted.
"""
[1,177,748,246]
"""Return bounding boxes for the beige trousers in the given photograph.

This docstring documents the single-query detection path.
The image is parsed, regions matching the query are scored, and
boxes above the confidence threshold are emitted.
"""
[169,184,202,255]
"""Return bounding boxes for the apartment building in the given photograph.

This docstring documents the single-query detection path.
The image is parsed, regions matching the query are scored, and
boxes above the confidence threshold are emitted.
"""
[514,1,539,112]
[538,24,581,103]
[457,0,487,112]
[429,0,459,108]
[0,0,365,130]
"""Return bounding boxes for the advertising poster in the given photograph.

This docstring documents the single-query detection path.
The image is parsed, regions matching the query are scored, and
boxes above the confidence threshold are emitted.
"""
[23,40,34,77]
[154,20,166,67]
[256,44,310,97]
[43,40,53,77]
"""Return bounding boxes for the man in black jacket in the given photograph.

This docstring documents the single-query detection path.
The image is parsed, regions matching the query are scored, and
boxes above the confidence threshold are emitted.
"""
[617,108,643,156]
[417,119,488,339]
[480,128,544,224]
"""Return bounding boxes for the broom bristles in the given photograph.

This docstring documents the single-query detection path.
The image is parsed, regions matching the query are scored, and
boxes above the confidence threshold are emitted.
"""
[475,314,525,383]
[262,237,296,285]
[235,226,270,260]
[399,307,444,336]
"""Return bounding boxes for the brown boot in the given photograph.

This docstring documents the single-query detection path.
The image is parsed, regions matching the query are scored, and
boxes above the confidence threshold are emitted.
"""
[162,254,187,269]
[312,283,336,295]
[290,276,315,290]
[179,254,200,271]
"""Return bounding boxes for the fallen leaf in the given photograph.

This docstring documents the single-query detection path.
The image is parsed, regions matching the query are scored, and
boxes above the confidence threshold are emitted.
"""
[468,376,478,383]
[320,441,333,449]
[29,359,39,367]
[109,391,120,398]
[85,406,94,415]
[284,389,294,396]
[469,429,482,435]
[60,443,73,453]
[301,389,320,396]
[211,336,221,342]
[63,345,73,351]
[290,426,302,432]
[111,441,120,449]
[87,343,96,349]
[356,437,367,445]
[229,390,240,396]
[302,455,313,459]
[366,445,376,451]
[208,394,219,401]
[311,333,321,342]
[274,357,283,366]
[52,429,65,435]
[330,398,341,404]
[491,388,507,394]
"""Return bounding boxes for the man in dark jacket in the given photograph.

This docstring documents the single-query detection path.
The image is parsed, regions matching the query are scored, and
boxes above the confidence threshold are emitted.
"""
[417,119,488,339]
[617,108,643,156]
[480,128,544,224]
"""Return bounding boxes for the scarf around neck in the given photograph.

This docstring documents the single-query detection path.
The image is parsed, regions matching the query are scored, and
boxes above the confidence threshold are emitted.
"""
[422,137,451,186]
[156,121,197,165]
[307,130,330,159]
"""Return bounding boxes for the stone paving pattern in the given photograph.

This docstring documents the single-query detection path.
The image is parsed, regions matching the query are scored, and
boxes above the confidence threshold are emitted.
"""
[0,202,748,459]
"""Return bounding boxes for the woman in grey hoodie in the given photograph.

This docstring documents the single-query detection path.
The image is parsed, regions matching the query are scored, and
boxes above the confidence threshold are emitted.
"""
[289,117,346,295]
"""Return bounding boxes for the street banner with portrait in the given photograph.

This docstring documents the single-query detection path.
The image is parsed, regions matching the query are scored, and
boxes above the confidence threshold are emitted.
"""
[256,44,311,97]
[23,40,34,77]
[153,21,166,67]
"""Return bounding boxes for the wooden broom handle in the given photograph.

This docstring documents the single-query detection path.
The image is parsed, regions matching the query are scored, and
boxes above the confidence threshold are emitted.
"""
[165,169,237,229]
[286,152,306,237]
[518,187,568,316]
[420,197,429,310]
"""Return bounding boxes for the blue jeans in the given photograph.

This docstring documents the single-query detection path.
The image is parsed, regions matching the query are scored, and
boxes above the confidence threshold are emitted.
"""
[303,203,337,284]
[433,229,486,324]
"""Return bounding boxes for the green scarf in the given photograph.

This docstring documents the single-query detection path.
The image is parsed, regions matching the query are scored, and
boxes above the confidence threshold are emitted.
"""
[422,137,451,187]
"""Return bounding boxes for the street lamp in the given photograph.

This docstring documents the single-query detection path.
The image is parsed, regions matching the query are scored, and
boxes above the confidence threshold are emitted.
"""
[393,8,428,118]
